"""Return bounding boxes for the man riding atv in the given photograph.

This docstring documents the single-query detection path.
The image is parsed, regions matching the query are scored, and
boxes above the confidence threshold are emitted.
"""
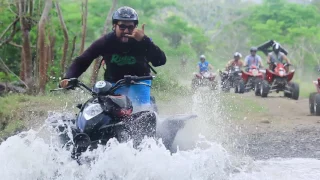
[267,42,291,72]
[244,47,263,71]
[60,6,166,109]
[197,55,214,73]
[221,52,244,83]
[225,52,244,71]
[191,55,217,90]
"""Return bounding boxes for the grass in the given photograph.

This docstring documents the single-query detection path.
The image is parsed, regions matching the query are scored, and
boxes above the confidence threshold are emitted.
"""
[220,93,268,120]
[0,120,24,140]
[0,93,77,140]
[295,80,317,98]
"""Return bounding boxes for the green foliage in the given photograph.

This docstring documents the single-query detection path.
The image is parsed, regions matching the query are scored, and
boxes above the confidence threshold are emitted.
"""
[245,0,320,46]
[152,70,191,101]
[0,0,208,93]
[0,72,18,82]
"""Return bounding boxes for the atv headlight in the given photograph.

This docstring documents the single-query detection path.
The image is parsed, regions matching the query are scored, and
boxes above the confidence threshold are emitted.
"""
[83,103,103,120]
[279,70,285,76]
[252,69,259,76]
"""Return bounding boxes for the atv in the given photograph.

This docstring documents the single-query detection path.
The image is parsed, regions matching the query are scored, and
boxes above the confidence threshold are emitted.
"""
[191,71,218,91]
[220,65,244,93]
[260,62,299,100]
[241,65,265,96]
[309,78,320,115]
[49,75,196,161]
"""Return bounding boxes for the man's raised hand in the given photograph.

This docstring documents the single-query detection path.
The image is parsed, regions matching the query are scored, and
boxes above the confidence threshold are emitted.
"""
[125,24,145,41]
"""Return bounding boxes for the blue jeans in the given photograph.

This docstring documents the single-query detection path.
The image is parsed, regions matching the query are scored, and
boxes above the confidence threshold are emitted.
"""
[112,80,151,106]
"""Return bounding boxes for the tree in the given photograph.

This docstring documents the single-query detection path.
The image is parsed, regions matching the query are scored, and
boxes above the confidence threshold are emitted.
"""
[55,0,69,77]
[18,0,34,92]
[37,0,52,94]
[79,0,88,54]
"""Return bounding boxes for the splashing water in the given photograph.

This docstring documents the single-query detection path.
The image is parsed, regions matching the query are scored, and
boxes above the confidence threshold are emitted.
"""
[1,89,320,179]
[0,130,236,180]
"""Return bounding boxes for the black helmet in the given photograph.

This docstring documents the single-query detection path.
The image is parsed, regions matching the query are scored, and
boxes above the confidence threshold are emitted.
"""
[250,47,258,52]
[112,6,139,25]
[272,43,280,53]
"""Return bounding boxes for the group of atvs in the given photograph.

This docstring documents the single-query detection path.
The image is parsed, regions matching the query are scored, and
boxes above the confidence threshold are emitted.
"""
[191,41,300,100]
[49,75,197,163]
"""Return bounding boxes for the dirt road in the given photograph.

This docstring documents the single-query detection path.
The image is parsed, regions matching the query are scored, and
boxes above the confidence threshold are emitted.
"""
[230,92,320,160]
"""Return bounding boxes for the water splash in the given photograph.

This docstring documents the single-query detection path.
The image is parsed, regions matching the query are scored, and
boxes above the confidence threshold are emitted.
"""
[2,88,320,179]
[0,129,236,180]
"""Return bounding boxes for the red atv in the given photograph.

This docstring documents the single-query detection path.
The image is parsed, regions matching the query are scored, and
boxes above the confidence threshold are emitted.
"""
[309,78,320,115]
[240,65,265,95]
[260,62,299,100]
[191,71,218,91]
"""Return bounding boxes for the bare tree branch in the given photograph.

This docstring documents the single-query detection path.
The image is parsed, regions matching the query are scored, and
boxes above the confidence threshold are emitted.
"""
[68,35,77,67]
[8,41,36,48]
[5,0,19,16]
[0,18,19,40]
[0,18,19,47]
[0,57,29,89]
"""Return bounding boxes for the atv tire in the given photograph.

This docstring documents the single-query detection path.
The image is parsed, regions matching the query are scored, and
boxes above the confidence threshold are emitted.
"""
[221,80,231,93]
[284,91,291,98]
[260,80,270,98]
[237,80,245,94]
[254,82,261,96]
[309,92,317,115]
[289,82,299,100]
[210,81,218,90]
[314,94,320,116]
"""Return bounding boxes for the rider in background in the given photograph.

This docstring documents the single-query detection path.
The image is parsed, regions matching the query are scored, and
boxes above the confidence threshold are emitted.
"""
[244,47,263,71]
[267,42,291,72]
[59,6,166,108]
[197,55,214,73]
[225,52,244,71]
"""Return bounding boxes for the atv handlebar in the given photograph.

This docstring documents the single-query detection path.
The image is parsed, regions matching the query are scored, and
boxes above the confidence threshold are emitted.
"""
[50,75,155,96]
[127,75,154,81]
[108,75,154,94]
[268,62,291,67]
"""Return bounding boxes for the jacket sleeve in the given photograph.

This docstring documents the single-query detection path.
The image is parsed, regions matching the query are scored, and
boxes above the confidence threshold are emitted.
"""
[139,36,167,67]
[64,36,106,79]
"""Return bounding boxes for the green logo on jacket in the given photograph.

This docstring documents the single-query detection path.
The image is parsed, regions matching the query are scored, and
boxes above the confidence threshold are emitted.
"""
[110,54,136,66]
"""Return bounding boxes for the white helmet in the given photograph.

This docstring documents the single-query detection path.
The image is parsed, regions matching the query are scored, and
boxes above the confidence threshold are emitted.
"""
[200,55,206,59]
[234,52,242,58]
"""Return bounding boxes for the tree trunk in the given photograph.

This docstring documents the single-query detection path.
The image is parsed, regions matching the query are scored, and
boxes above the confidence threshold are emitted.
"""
[18,0,33,93]
[19,50,25,81]
[103,0,118,34]
[68,36,77,68]
[79,0,88,54]
[55,0,69,77]
[37,0,52,94]
[49,35,56,77]
[90,0,118,86]
[90,58,102,85]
